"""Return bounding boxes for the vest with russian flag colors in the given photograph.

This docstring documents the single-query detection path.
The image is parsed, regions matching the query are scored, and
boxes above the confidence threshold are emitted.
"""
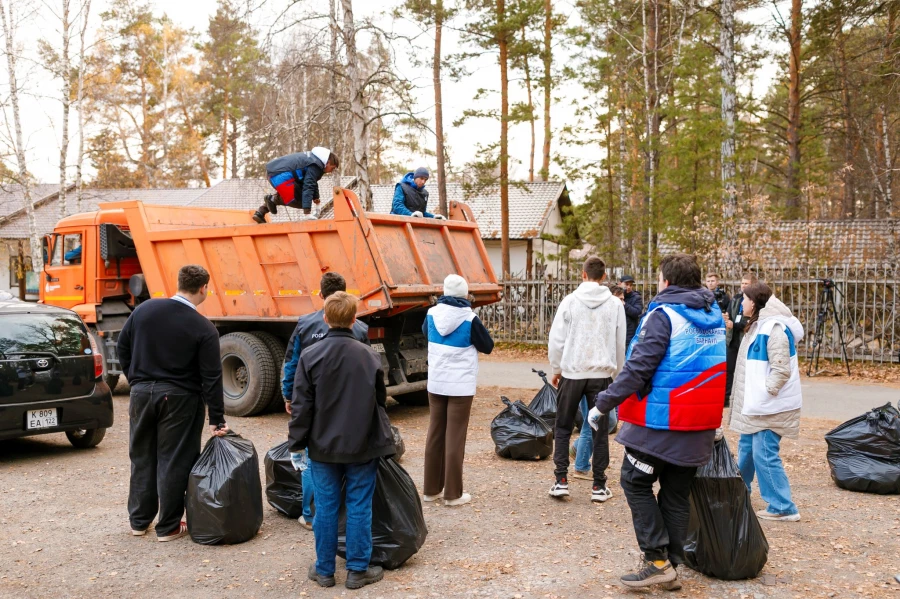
[618,303,727,431]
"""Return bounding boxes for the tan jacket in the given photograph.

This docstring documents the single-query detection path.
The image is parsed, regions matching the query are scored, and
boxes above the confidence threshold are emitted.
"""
[729,297,802,438]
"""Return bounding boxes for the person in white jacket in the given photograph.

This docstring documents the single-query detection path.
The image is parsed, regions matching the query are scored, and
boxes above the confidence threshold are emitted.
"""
[547,257,626,503]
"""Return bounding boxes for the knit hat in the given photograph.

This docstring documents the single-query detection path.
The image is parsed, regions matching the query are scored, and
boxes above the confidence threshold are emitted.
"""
[443,274,468,298]
[413,167,430,180]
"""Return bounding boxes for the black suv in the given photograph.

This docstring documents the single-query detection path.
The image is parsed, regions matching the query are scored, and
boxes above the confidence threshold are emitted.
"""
[0,301,113,448]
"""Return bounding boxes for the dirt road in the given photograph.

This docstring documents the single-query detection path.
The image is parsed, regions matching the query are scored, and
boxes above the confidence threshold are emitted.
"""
[1,384,898,599]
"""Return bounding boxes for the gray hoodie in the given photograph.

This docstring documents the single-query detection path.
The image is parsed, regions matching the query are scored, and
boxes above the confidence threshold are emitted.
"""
[548,282,626,380]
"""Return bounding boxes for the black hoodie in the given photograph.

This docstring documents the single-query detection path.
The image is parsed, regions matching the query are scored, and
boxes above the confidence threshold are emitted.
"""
[595,285,721,467]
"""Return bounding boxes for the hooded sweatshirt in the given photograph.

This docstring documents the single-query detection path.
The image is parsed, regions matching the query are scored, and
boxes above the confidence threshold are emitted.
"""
[423,296,494,396]
[548,282,626,380]
[391,172,434,218]
[729,295,804,438]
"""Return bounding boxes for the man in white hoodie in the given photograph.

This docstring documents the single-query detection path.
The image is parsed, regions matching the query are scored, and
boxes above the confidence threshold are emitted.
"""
[548,257,626,502]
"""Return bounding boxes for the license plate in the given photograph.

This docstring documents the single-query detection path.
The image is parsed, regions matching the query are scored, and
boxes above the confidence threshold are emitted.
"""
[371,343,385,353]
[26,408,58,430]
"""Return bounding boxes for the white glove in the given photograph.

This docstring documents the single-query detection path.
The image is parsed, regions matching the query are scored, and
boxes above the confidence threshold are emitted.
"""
[588,406,606,431]
[434,214,447,220]
[411,211,423,218]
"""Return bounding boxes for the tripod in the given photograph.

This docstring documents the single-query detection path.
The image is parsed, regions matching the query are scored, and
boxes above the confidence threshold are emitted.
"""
[807,278,852,377]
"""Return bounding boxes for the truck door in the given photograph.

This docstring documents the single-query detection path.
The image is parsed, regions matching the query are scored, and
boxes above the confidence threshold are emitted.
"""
[43,231,86,310]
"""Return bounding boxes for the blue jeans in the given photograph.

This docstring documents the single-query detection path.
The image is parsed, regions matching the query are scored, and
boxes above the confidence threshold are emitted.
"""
[308,459,379,575]
[574,396,618,472]
[737,431,798,516]
[301,467,315,523]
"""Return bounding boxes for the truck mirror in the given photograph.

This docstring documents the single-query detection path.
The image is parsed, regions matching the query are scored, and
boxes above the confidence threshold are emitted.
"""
[41,236,50,265]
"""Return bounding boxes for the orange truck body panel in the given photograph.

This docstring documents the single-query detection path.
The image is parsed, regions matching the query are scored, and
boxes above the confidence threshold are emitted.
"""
[41,187,501,322]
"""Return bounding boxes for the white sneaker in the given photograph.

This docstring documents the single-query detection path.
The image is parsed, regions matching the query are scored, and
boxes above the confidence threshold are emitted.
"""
[549,479,570,497]
[756,509,800,522]
[444,493,472,507]
[298,515,313,530]
[591,485,613,503]
[423,491,443,502]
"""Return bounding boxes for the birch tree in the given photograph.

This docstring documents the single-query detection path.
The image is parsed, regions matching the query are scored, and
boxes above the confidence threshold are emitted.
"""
[341,0,371,209]
[74,0,90,212]
[719,0,737,267]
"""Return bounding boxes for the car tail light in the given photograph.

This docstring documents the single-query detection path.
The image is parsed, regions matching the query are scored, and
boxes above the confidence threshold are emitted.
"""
[368,327,385,341]
[88,335,103,379]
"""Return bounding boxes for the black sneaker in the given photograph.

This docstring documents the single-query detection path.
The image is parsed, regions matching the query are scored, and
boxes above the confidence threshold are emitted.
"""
[264,194,278,215]
[621,559,677,588]
[548,477,570,497]
[252,209,267,224]
[308,563,335,588]
[345,566,384,589]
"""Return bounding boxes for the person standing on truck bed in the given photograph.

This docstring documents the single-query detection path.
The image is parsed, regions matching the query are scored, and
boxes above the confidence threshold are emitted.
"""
[117,264,229,542]
[390,167,446,220]
[281,271,369,530]
[253,147,340,224]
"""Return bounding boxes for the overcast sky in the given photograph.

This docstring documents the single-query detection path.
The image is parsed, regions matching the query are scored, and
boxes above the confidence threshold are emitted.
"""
[8,0,784,203]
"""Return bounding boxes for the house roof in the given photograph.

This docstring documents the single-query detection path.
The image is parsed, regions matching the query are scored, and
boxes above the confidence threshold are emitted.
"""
[0,184,60,220]
[324,181,569,240]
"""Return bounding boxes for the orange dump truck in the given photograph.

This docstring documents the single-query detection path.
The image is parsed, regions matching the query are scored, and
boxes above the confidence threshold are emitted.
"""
[39,187,501,416]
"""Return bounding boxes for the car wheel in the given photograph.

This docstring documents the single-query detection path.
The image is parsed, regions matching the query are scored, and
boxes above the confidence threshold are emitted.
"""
[66,427,106,448]
[219,332,277,417]
[248,331,288,411]
[392,389,429,406]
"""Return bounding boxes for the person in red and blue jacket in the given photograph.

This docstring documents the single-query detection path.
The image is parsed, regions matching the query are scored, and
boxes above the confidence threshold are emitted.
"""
[253,147,339,223]
[589,253,726,591]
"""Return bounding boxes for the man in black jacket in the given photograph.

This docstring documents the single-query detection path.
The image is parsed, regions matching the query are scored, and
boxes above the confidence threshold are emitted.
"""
[620,275,643,346]
[253,147,339,223]
[723,271,758,405]
[289,292,394,590]
[117,264,228,542]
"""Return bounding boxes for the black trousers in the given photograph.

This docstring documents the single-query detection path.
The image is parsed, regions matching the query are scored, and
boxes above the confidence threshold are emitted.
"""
[553,376,612,485]
[725,342,739,407]
[128,382,205,537]
[620,448,697,564]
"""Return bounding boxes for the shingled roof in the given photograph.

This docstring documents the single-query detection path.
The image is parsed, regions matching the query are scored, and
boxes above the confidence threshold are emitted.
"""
[0,183,61,221]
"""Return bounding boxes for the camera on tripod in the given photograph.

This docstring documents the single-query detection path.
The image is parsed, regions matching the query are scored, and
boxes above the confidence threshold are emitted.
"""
[816,278,836,290]
[808,277,851,376]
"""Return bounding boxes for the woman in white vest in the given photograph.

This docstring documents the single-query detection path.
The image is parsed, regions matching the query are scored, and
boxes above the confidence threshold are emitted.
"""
[729,282,804,522]
[421,274,495,506]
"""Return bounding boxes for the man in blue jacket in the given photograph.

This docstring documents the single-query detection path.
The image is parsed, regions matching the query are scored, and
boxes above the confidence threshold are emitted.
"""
[253,147,339,223]
[390,167,445,219]
[589,253,726,591]
[282,271,369,529]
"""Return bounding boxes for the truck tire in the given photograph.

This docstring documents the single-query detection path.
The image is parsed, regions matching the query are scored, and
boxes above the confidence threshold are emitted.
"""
[89,331,120,392]
[392,389,430,406]
[220,332,278,417]
[248,331,288,411]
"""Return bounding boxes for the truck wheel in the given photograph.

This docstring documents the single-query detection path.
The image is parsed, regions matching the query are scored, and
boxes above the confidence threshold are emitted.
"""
[392,389,429,406]
[66,427,106,448]
[249,331,288,411]
[89,331,120,392]
[220,332,277,417]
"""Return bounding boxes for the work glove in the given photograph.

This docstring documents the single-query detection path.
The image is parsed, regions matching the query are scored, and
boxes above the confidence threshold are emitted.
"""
[588,406,606,431]
[434,214,447,220]
[411,211,423,218]
[290,449,309,472]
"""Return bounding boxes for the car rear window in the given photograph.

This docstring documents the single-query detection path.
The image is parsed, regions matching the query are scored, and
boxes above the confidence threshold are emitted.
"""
[0,313,91,357]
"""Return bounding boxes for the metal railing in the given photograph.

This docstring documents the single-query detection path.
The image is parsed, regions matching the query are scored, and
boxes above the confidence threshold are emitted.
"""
[478,265,899,363]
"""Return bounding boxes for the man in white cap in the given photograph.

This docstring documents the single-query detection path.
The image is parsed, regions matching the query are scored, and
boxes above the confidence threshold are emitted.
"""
[253,147,340,223]
[421,274,494,506]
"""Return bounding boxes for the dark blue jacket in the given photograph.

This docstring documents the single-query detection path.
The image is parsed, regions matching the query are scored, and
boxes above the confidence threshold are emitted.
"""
[595,286,720,467]
[282,310,369,399]
[265,151,325,209]
[623,290,643,345]
[391,173,434,218]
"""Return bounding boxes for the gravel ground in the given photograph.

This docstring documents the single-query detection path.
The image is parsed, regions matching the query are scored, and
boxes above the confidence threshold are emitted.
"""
[1,384,899,599]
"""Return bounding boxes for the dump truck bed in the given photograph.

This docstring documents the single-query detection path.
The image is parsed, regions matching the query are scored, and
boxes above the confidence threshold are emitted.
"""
[107,187,501,320]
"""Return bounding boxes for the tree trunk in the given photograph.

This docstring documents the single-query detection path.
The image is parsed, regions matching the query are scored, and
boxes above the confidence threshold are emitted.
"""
[642,0,659,272]
[161,21,170,179]
[0,0,42,271]
[434,0,448,216]
[58,0,71,220]
[720,0,738,267]
[521,26,536,183]
[301,65,309,149]
[329,0,340,187]
[880,5,896,218]
[498,0,510,277]
[222,86,229,179]
[17,241,26,301]
[540,0,551,181]
[231,116,238,178]
[341,0,371,210]
[785,0,802,218]
[836,9,855,218]
[606,116,615,254]
[75,0,90,213]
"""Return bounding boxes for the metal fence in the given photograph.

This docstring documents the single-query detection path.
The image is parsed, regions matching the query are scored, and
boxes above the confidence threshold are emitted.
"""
[478,265,900,363]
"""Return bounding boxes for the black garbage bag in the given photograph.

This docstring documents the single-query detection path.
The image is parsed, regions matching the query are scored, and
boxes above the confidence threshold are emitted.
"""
[684,438,768,580]
[391,425,406,462]
[264,441,304,518]
[491,396,553,460]
[337,457,427,569]
[527,369,558,431]
[186,432,263,545]
[825,403,900,494]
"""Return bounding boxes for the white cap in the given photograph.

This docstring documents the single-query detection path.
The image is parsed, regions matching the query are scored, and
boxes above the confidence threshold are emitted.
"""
[310,146,331,166]
[443,274,469,298]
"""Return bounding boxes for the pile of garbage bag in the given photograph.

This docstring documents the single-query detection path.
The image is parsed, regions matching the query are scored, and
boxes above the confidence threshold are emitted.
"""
[491,396,553,460]
[684,437,768,580]
[825,402,900,494]
[527,369,558,431]
[187,432,263,545]
[337,457,427,569]
[264,441,304,518]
